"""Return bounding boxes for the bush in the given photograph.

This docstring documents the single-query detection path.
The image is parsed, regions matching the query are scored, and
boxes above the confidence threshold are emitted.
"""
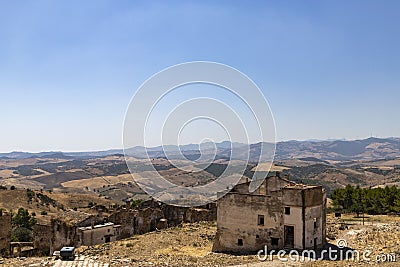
[131,199,143,209]
[27,189,35,203]
[11,227,33,242]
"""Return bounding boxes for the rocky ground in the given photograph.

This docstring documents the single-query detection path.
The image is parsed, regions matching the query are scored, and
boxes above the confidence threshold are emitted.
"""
[1,215,400,266]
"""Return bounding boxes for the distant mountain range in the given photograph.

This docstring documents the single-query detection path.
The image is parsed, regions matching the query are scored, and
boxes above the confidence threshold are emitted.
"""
[1,137,400,162]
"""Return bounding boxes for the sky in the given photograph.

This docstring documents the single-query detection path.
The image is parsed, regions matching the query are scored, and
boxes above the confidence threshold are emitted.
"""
[0,0,399,152]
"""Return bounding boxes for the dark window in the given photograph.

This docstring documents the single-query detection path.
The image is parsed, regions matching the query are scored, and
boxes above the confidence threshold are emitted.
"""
[314,218,318,229]
[238,239,243,246]
[271,238,279,246]
[108,229,110,232]
[257,215,264,226]
[256,235,260,239]
[284,207,291,215]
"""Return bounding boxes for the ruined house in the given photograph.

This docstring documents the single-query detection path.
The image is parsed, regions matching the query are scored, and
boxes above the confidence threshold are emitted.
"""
[34,210,105,255]
[212,172,326,253]
[77,222,121,246]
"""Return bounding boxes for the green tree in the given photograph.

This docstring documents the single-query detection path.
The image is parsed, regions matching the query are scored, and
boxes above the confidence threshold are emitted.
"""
[351,186,365,217]
[331,185,400,215]
[12,208,36,230]
[393,191,400,213]
[11,208,36,242]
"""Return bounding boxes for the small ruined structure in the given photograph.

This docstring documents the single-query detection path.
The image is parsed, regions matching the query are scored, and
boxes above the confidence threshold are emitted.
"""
[32,200,216,255]
[108,200,216,237]
[33,210,105,255]
[212,172,326,253]
[77,222,121,246]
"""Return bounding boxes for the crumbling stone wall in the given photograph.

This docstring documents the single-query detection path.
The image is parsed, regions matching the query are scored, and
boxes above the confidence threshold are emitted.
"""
[50,219,77,252]
[162,205,216,226]
[134,207,164,234]
[0,210,11,256]
[107,202,216,238]
[33,224,52,256]
[107,209,137,238]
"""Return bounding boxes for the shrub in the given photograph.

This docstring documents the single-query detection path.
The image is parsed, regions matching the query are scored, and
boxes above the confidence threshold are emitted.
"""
[11,227,33,242]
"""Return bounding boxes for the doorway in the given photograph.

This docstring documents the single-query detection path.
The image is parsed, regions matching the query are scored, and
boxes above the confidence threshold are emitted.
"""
[284,225,294,248]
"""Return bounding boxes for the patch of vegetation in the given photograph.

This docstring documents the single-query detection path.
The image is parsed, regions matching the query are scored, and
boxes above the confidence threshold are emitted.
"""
[14,166,43,176]
[331,184,400,215]
[97,162,130,175]
[130,199,143,209]
[27,189,35,204]
[36,192,57,207]
[11,208,36,242]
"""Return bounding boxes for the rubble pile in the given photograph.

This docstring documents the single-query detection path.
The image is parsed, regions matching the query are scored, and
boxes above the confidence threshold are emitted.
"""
[353,222,400,253]
[326,217,342,240]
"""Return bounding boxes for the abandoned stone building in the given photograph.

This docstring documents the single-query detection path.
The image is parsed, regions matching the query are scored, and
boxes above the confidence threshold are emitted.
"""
[77,222,121,246]
[34,210,105,255]
[212,172,326,253]
[32,200,216,255]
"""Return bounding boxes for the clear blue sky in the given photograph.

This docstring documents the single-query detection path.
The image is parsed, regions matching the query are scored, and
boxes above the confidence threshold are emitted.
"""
[0,0,399,152]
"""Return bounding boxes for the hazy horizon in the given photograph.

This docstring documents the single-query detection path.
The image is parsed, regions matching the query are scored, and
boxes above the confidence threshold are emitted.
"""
[1,135,399,154]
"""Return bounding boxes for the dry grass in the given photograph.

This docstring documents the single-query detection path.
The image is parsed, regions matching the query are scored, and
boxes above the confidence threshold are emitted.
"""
[0,189,115,224]
[78,216,400,267]
[0,169,18,178]
[61,174,135,189]
[78,222,261,266]
[252,163,290,172]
